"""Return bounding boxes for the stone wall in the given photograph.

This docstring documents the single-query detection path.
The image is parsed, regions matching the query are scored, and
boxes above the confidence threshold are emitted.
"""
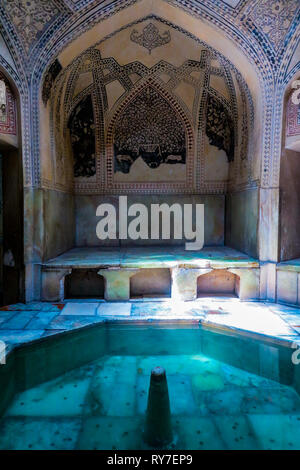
[226,188,259,258]
[43,189,75,261]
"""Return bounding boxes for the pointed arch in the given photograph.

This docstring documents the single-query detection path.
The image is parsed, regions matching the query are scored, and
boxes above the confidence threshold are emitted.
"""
[31,3,266,189]
[106,76,194,193]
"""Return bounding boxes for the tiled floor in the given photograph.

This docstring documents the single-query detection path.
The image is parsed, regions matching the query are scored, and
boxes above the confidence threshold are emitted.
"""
[2,352,300,449]
[1,300,300,450]
[1,298,300,350]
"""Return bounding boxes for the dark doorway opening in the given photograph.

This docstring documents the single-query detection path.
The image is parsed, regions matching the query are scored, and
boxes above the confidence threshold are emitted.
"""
[0,144,24,305]
[64,269,105,299]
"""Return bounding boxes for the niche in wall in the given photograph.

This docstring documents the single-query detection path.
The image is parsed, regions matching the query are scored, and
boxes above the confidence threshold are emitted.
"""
[280,83,300,261]
[113,86,186,182]
[64,269,104,299]
[197,269,239,297]
[130,268,171,298]
[0,71,23,305]
[50,23,254,197]
[285,88,300,152]
[0,71,16,135]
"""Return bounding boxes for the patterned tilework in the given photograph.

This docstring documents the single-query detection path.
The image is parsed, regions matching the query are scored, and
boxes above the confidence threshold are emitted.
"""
[2,0,61,53]
[247,0,299,52]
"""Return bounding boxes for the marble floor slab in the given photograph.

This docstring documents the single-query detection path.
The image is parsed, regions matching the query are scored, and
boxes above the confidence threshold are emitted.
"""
[0,300,299,349]
[97,303,132,317]
[61,303,99,316]
[3,350,300,450]
[43,246,259,269]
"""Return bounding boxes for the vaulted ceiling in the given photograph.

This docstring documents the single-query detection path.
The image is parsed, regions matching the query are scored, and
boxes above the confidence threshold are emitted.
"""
[0,0,299,79]
[0,0,298,191]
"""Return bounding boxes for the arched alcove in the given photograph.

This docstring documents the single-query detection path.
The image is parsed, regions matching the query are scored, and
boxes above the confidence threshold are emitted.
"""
[130,268,171,299]
[279,76,300,262]
[197,269,239,298]
[0,69,24,305]
[40,16,256,256]
[64,270,104,299]
[106,78,194,192]
[34,7,266,304]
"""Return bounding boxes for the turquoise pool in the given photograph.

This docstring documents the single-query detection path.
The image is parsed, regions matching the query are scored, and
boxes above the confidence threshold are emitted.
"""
[0,323,300,450]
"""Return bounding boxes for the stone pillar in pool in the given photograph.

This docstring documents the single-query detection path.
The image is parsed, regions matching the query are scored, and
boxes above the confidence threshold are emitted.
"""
[144,367,173,447]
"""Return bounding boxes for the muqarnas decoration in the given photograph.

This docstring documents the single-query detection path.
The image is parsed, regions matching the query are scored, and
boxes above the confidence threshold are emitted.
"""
[130,23,171,54]
[114,86,186,174]
[206,94,234,162]
[42,59,62,105]
[68,94,96,178]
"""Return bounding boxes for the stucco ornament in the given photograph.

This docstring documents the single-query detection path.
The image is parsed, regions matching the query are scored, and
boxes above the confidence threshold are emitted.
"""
[130,23,171,54]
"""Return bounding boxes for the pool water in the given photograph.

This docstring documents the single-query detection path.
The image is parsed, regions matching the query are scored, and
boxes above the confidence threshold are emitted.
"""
[1,347,300,450]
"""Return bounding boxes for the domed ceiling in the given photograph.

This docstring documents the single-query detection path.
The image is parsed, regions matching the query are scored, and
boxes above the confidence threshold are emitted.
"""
[0,0,299,64]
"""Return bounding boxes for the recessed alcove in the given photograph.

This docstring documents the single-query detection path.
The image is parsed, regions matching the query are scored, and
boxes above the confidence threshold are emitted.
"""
[0,71,24,306]
[64,269,104,299]
[130,268,172,299]
[34,15,263,304]
[280,80,300,263]
[197,269,239,298]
